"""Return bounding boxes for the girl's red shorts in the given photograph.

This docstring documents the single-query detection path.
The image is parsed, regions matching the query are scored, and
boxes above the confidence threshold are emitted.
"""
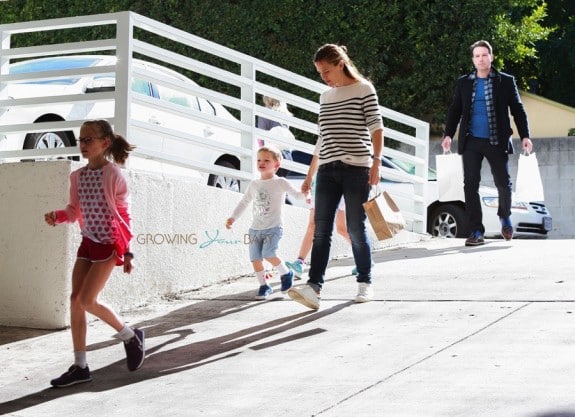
[77,236,119,263]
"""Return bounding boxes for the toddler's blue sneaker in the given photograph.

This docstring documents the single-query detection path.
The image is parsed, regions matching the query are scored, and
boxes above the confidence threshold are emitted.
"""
[280,270,294,293]
[255,285,273,300]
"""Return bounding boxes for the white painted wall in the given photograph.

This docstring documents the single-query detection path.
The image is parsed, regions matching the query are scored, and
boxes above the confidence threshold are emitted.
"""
[0,161,418,329]
[0,161,75,329]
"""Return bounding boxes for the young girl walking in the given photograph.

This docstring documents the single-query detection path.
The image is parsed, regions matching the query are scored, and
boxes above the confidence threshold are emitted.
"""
[44,119,144,387]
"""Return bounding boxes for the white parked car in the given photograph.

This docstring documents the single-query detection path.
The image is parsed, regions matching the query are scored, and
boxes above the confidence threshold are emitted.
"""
[0,55,244,190]
[283,151,552,239]
[385,156,552,238]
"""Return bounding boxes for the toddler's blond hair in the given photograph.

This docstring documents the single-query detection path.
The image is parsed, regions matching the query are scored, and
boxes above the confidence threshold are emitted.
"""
[258,145,283,163]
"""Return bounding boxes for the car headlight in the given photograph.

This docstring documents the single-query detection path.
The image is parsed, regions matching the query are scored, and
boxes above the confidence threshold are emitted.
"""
[482,196,529,211]
[511,201,529,210]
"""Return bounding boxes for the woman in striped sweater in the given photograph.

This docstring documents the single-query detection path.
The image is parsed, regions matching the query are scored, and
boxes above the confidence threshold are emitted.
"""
[288,44,384,310]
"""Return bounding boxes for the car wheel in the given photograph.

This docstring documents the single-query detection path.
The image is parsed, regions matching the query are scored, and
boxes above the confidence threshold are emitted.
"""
[24,131,72,150]
[428,204,467,238]
[208,160,240,192]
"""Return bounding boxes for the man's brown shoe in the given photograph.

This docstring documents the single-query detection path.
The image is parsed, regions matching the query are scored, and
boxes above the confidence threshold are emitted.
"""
[501,225,514,241]
[465,231,485,246]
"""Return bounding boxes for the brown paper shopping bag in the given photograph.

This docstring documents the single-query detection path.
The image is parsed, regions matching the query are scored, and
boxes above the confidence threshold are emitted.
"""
[363,190,406,240]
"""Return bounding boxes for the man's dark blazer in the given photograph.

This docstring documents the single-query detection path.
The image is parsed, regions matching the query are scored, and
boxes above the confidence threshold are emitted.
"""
[444,68,530,155]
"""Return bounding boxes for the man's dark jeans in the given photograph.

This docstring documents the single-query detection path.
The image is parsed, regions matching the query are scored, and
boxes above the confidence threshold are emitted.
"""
[462,136,512,234]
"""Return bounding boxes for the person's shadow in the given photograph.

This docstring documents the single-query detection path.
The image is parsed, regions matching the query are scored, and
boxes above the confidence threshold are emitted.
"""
[0,277,353,415]
[333,240,512,269]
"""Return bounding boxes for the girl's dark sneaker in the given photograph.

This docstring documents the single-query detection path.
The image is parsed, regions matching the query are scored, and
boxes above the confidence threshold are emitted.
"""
[124,328,145,371]
[50,365,92,388]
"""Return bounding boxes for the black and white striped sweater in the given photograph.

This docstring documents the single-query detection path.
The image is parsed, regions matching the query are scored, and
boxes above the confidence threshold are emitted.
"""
[314,80,384,168]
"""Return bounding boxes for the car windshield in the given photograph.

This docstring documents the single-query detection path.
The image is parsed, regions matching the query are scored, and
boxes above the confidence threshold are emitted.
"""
[9,57,103,85]
[389,156,437,181]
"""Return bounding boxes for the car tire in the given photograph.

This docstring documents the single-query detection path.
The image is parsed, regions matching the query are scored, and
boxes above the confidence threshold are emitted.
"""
[24,131,72,150]
[22,130,77,161]
[208,160,240,192]
[428,204,467,238]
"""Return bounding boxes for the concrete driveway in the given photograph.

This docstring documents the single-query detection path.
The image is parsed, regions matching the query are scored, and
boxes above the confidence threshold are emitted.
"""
[1,237,574,417]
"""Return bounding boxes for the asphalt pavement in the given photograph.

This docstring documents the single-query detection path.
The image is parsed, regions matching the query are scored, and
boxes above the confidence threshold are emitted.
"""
[1,236,575,417]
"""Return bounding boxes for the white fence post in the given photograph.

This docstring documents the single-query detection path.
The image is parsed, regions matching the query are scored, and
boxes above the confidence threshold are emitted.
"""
[114,12,134,143]
[240,61,256,193]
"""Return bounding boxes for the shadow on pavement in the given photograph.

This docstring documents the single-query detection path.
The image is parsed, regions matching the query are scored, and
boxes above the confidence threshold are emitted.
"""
[0,326,57,346]
[333,239,512,268]
[531,413,575,417]
[0,285,353,415]
[0,241,508,346]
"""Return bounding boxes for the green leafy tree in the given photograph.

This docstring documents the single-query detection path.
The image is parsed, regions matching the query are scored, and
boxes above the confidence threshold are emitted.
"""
[0,0,557,135]
[534,0,575,107]
[376,0,553,132]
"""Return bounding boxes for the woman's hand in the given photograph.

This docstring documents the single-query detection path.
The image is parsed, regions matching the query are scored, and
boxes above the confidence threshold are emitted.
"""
[369,160,380,186]
[301,177,312,194]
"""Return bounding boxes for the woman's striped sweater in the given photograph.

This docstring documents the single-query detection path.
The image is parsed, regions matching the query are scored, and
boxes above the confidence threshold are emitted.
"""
[313,79,384,168]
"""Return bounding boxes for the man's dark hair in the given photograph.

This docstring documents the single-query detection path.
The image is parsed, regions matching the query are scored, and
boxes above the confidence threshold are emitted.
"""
[470,40,493,56]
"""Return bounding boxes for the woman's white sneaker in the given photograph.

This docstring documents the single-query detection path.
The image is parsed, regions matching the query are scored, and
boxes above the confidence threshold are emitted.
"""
[355,283,374,303]
[288,284,320,310]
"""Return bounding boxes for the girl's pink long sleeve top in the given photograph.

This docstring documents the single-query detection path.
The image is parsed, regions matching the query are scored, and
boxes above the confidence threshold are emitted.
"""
[54,163,133,265]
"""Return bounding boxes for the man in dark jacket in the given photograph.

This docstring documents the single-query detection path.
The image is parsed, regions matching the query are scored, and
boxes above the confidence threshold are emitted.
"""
[442,40,533,246]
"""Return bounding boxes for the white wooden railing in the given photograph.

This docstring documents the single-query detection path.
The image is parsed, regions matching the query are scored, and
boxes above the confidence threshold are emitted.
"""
[0,11,429,233]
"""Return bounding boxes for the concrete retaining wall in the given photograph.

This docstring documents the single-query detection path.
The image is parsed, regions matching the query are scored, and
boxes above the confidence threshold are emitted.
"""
[0,161,417,329]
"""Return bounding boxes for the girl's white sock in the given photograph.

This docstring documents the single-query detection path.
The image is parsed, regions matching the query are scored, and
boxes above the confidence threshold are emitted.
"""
[116,325,135,342]
[74,351,87,368]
